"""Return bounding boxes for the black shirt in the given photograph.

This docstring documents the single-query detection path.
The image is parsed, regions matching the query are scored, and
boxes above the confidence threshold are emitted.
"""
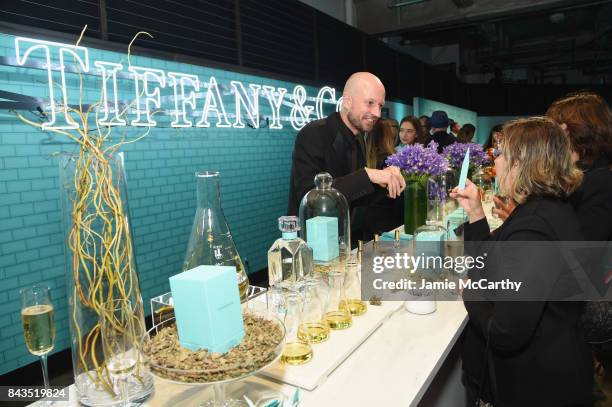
[287,112,381,216]
[430,130,456,153]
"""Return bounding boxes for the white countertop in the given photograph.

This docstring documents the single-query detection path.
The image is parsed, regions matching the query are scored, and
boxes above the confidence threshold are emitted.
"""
[38,301,467,407]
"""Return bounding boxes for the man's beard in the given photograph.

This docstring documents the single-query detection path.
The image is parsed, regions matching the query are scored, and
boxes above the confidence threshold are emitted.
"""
[348,111,375,132]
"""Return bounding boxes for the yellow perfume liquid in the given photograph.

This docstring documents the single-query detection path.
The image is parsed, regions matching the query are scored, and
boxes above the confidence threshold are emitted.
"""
[324,311,352,330]
[298,322,330,344]
[281,342,313,365]
[21,304,55,356]
[340,299,367,316]
[238,277,249,302]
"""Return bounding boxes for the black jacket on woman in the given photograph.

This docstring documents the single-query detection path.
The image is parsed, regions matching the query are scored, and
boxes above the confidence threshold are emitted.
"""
[462,196,592,406]
[569,155,612,241]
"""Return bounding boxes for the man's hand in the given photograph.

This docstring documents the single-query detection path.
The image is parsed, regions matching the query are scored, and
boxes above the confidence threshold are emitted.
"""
[365,166,406,198]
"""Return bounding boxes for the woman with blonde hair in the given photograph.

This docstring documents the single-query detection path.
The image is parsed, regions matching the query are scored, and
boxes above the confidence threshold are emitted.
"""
[451,117,592,406]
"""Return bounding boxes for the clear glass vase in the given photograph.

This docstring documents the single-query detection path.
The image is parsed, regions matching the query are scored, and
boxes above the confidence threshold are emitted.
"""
[183,171,250,300]
[59,152,153,406]
[403,176,428,235]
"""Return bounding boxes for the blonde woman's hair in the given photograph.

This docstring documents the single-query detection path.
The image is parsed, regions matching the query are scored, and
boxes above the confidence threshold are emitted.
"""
[500,117,583,204]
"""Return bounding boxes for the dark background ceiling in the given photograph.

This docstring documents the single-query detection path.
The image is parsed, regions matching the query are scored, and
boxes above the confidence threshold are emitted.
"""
[354,0,612,84]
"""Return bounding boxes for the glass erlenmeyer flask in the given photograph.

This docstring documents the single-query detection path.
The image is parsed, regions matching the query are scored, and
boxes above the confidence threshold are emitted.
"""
[281,293,313,365]
[341,258,367,316]
[324,271,352,330]
[298,280,329,344]
[183,171,249,300]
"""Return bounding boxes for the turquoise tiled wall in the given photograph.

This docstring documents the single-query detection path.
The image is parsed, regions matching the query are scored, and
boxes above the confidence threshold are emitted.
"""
[476,116,523,144]
[0,32,411,375]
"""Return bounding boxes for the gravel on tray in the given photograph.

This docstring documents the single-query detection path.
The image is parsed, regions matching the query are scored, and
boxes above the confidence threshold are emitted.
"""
[143,314,283,383]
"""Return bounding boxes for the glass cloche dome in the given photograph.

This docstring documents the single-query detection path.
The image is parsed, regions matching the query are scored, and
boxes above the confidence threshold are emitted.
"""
[298,173,350,273]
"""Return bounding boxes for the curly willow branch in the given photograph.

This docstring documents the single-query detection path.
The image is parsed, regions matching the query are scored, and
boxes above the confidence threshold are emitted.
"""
[14,26,150,396]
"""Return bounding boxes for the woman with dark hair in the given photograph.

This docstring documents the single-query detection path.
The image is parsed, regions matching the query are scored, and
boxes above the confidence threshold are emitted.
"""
[484,124,503,150]
[546,90,612,241]
[457,123,476,143]
[546,91,612,397]
[451,117,592,406]
[396,116,422,150]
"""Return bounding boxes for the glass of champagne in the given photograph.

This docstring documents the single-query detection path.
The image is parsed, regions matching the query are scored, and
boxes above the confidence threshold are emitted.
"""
[99,299,140,407]
[21,284,56,396]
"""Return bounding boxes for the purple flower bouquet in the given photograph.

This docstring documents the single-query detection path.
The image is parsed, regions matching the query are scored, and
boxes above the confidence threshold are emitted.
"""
[385,142,449,234]
[441,142,491,170]
[385,141,448,181]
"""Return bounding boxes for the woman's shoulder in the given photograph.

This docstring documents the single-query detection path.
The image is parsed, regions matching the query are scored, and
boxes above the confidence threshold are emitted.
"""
[503,197,583,240]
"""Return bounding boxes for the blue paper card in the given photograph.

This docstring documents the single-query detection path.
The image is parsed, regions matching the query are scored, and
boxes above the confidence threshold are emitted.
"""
[458,148,470,190]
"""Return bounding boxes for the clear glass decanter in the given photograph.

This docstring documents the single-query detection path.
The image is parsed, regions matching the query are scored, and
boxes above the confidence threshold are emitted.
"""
[267,216,313,291]
[183,171,249,300]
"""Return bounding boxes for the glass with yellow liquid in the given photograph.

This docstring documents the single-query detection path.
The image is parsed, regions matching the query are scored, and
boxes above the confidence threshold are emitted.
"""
[340,257,367,317]
[324,270,352,330]
[281,293,313,365]
[21,285,56,394]
[298,279,330,344]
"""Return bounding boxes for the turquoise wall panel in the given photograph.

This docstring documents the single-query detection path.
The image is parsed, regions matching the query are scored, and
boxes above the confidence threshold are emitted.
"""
[413,97,478,136]
[476,116,523,145]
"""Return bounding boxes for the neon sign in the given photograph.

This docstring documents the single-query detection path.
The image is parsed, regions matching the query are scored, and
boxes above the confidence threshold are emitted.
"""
[14,37,339,131]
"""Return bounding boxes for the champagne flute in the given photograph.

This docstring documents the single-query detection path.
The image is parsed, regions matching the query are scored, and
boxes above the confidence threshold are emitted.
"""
[99,299,140,407]
[21,284,56,399]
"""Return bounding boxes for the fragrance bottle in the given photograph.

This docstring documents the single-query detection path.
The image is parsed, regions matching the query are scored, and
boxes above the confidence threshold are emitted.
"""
[267,216,313,291]
[183,171,249,300]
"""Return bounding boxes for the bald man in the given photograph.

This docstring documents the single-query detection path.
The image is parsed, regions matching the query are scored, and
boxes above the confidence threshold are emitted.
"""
[287,72,405,228]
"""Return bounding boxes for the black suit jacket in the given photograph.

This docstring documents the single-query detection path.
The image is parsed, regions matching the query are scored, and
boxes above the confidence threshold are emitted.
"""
[287,112,384,216]
[462,196,592,406]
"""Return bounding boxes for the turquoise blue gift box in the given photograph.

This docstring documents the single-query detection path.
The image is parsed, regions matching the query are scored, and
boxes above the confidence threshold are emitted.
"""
[169,265,244,353]
[306,216,339,262]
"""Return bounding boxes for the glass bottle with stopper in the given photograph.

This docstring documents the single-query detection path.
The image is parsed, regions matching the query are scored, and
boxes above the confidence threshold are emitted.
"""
[183,171,249,300]
[267,216,313,291]
[298,173,350,274]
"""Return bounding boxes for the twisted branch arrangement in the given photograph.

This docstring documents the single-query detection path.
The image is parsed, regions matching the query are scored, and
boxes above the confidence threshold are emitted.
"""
[13,27,155,395]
